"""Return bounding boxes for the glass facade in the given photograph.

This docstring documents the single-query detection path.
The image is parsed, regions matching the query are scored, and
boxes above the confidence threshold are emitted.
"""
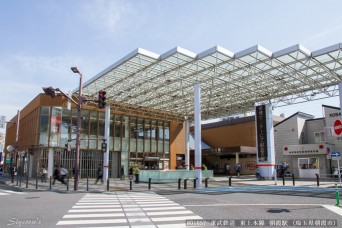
[38,106,170,170]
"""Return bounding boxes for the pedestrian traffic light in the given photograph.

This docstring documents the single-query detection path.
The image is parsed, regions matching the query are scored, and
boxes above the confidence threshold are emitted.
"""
[98,90,107,109]
[101,142,107,153]
[64,143,69,153]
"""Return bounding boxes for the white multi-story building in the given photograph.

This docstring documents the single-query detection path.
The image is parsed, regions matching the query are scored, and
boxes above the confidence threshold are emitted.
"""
[274,105,342,178]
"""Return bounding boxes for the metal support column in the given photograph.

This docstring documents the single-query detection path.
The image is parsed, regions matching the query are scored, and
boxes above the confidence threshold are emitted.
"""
[194,83,202,188]
[185,118,190,170]
[104,105,110,181]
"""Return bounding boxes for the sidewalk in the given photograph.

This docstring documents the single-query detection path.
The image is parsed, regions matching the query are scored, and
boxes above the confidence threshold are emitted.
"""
[0,173,341,193]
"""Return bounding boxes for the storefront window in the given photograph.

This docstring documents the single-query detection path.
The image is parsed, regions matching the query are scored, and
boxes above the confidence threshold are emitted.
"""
[144,119,151,152]
[49,107,62,147]
[122,116,129,151]
[38,106,50,146]
[158,121,164,152]
[137,118,144,152]
[89,111,98,149]
[80,110,89,149]
[114,115,121,151]
[130,117,137,152]
[70,108,78,148]
[61,107,71,147]
[151,120,157,152]
[164,122,170,142]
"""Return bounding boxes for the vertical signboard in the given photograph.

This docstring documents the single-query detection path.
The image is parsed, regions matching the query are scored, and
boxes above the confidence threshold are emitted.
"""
[256,105,268,162]
[0,116,5,128]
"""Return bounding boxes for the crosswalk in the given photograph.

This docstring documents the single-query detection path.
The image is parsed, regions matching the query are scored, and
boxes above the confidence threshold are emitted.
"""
[0,189,27,196]
[57,192,203,227]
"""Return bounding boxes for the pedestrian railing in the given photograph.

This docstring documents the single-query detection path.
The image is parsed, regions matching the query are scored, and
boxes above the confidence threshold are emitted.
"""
[3,174,342,192]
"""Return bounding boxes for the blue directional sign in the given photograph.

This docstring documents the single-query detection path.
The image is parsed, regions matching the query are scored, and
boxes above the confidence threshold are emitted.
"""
[331,152,341,157]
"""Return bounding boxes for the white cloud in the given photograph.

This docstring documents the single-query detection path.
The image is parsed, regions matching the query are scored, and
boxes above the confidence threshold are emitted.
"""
[80,0,137,36]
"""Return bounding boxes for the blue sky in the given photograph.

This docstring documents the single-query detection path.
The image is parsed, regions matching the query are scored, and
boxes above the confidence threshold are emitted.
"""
[1,0,342,132]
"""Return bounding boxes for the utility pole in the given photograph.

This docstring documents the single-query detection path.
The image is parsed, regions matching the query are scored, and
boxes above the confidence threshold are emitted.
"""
[71,67,83,191]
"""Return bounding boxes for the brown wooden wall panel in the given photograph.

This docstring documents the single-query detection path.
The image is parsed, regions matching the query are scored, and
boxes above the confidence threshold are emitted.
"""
[169,121,185,170]
[201,122,256,148]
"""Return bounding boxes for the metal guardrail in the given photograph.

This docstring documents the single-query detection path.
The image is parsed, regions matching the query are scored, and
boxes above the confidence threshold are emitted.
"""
[4,174,342,192]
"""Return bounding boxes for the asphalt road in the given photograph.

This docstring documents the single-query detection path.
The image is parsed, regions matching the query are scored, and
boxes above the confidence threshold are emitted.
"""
[1,183,342,227]
[0,186,84,227]
[166,191,342,227]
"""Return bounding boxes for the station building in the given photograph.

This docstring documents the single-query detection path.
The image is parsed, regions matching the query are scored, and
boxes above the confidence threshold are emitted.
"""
[4,94,186,178]
[4,43,342,180]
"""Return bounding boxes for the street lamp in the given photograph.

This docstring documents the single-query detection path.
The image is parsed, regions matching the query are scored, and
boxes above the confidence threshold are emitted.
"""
[42,67,83,191]
[6,111,20,184]
[71,67,83,191]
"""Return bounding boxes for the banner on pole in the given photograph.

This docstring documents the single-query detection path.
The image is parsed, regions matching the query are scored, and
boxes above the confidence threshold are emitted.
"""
[256,105,268,162]
[0,116,5,128]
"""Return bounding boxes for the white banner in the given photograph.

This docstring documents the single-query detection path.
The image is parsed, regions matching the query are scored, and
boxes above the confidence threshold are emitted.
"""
[0,116,5,128]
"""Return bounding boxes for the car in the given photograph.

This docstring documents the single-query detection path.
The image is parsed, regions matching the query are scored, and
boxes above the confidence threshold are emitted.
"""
[333,168,342,178]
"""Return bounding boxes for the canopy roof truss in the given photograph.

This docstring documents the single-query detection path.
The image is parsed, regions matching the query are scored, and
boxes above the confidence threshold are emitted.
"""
[75,43,342,122]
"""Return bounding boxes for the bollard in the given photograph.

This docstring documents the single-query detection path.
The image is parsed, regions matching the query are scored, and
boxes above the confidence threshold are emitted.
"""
[16,173,19,186]
[315,174,320,187]
[67,175,69,191]
[194,178,197,189]
[19,174,22,187]
[282,175,285,186]
[229,177,232,186]
[184,178,188,189]
[336,184,341,206]
[107,179,110,191]
[292,174,295,186]
[130,179,133,191]
[148,178,152,190]
[36,174,38,189]
[86,176,89,191]
[205,177,209,188]
[49,176,52,191]
[26,174,29,188]
[178,178,181,190]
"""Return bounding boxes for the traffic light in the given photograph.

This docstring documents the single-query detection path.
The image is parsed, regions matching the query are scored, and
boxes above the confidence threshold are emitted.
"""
[64,143,69,153]
[98,90,107,109]
[101,142,107,153]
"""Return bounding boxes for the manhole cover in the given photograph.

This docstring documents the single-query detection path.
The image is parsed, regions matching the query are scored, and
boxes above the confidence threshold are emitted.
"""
[25,197,40,199]
[267,208,290,213]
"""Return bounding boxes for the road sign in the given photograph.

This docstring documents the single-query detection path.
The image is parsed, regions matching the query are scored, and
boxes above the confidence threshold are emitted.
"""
[331,152,341,157]
[334,119,342,135]
[332,152,341,160]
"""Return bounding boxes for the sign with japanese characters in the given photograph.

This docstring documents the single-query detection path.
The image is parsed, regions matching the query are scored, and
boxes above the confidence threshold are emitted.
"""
[256,105,268,162]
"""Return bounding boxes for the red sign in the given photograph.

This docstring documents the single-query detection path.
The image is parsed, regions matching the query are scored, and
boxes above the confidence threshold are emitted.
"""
[245,161,257,170]
[334,119,342,135]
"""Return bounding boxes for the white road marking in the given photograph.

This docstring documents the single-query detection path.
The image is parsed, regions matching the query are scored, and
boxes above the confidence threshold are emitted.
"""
[63,213,125,218]
[57,219,127,225]
[322,205,342,216]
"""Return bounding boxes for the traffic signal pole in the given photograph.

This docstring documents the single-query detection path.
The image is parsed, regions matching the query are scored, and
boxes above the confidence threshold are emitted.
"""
[104,105,110,181]
[74,70,82,191]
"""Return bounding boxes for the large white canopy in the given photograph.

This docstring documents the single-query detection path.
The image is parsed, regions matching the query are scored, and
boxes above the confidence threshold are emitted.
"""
[74,43,342,121]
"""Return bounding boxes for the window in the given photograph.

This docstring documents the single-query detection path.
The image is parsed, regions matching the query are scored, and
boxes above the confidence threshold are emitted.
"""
[38,107,50,146]
[314,131,325,143]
